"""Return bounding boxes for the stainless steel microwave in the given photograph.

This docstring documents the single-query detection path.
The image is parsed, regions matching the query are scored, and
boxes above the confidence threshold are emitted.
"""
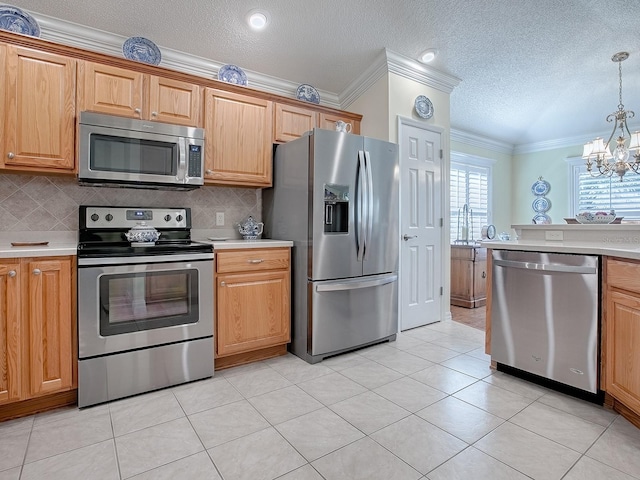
[78,111,205,190]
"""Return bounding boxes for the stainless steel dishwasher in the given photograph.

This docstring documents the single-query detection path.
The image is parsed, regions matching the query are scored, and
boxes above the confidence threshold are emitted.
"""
[491,250,600,395]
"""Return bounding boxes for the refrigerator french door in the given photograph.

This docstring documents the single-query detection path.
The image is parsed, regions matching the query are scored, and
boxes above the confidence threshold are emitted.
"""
[263,128,399,364]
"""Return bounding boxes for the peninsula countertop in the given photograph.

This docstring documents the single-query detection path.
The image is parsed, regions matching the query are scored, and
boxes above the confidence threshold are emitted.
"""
[482,223,640,261]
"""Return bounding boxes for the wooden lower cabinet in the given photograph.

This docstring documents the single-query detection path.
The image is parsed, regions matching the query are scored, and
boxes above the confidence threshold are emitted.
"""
[450,245,487,308]
[0,256,75,418]
[603,257,640,427]
[215,248,290,369]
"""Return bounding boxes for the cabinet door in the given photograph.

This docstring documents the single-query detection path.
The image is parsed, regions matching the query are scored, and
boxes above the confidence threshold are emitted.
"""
[204,88,273,186]
[0,262,21,404]
[216,270,290,357]
[78,61,144,118]
[148,76,201,126]
[473,258,488,302]
[318,112,361,135]
[450,257,473,306]
[605,289,640,413]
[3,46,75,171]
[274,103,317,142]
[26,258,72,396]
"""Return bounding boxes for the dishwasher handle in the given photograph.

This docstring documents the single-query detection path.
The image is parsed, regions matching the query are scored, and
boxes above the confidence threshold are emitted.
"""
[493,258,597,274]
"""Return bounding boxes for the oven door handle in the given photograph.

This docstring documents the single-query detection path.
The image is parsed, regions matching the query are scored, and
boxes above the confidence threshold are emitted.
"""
[78,252,214,266]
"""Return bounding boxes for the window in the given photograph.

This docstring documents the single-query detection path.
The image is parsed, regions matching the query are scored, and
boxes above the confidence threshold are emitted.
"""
[450,153,494,242]
[567,157,640,219]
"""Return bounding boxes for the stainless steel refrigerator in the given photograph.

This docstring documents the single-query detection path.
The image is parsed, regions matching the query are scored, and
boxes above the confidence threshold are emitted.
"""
[263,128,399,364]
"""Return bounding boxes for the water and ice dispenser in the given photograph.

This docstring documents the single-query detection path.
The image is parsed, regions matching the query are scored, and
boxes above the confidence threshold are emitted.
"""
[324,184,349,233]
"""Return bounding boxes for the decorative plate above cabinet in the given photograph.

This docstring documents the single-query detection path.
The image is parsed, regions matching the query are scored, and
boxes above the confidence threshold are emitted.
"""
[218,64,248,86]
[0,5,40,37]
[296,84,320,104]
[122,36,161,65]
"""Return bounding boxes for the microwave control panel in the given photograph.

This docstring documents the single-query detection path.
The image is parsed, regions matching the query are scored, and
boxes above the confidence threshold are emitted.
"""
[188,145,202,178]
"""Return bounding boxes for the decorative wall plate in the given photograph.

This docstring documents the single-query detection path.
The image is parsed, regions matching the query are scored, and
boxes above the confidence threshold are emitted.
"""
[532,213,552,224]
[414,95,434,119]
[122,37,161,65]
[218,64,248,86]
[531,178,551,196]
[0,5,40,37]
[532,196,551,213]
[296,84,320,104]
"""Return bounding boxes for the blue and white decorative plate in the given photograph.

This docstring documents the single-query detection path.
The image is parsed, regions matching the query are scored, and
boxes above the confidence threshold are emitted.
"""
[218,64,248,86]
[296,84,320,104]
[122,37,161,65]
[532,196,551,213]
[532,213,552,225]
[414,95,434,119]
[0,5,40,37]
[531,178,551,196]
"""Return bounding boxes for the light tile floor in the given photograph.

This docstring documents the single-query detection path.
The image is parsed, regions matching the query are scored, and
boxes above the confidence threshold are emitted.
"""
[2,320,639,480]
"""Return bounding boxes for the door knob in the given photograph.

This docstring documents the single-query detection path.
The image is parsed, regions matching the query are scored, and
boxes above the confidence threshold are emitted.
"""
[403,234,417,241]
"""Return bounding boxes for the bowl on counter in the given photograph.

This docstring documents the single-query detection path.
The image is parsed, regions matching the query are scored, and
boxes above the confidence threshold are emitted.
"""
[575,212,617,224]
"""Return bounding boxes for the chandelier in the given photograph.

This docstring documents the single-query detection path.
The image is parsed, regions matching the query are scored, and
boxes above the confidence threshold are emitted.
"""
[582,52,640,181]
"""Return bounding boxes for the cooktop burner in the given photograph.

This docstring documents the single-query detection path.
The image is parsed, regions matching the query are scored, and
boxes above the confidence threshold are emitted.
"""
[78,206,212,257]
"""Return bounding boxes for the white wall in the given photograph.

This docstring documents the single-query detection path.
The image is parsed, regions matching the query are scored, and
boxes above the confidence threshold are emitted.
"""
[347,75,389,142]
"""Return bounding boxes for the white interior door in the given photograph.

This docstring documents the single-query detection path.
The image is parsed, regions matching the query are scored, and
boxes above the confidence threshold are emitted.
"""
[399,118,443,330]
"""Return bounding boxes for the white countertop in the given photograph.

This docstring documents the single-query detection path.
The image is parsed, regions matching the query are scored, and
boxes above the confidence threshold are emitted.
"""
[482,224,640,261]
[0,231,293,258]
[0,231,77,258]
[197,239,293,250]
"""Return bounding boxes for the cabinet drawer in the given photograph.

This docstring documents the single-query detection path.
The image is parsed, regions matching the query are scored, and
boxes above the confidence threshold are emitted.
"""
[216,248,290,273]
[606,258,640,294]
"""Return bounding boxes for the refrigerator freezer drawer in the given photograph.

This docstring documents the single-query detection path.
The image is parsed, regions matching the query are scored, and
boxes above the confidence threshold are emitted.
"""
[310,274,398,359]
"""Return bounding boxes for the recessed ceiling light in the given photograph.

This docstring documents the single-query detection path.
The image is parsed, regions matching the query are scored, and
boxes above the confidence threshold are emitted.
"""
[248,11,268,30]
[419,49,438,63]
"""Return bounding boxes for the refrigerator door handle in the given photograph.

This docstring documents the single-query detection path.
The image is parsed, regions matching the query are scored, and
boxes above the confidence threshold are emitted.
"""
[363,150,374,260]
[357,150,367,261]
[315,274,398,292]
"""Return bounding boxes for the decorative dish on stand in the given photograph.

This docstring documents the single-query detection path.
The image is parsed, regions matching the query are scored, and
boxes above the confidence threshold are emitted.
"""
[122,36,162,65]
[218,64,248,86]
[0,5,40,37]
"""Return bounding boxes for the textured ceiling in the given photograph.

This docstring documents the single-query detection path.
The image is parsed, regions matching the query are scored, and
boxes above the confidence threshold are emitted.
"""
[9,0,640,148]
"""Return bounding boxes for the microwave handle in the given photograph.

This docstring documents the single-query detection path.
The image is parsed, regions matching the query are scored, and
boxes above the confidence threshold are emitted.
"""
[177,139,188,183]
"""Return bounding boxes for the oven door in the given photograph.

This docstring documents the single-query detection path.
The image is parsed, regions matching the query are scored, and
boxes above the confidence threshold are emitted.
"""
[78,255,214,358]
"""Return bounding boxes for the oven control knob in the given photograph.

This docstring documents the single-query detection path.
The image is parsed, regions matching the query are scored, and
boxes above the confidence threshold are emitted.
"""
[90,213,99,222]
[164,214,172,222]
[176,214,183,222]
[105,214,113,222]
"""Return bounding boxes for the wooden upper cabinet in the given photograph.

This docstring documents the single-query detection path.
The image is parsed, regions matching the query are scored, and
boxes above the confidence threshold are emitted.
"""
[148,76,201,126]
[274,102,317,143]
[318,112,361,135]
[2,46,76,171]
[26,258,72,397]
[0,261,21,405]
[78,62,201,126]
[204,88,273,186]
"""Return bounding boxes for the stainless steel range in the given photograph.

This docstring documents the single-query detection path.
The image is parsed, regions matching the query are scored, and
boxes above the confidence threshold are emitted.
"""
[77,206,214,408]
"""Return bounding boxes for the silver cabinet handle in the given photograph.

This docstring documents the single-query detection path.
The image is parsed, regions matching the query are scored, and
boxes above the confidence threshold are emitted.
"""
[134,108,141,116]
[7,152,15,159]
[205,169,214,175]
[403,234,417,241]
[151,111,158,117]
[33,269,41,275]
[8,270,16,277]
[220,281,226,286]
[248,259,264,264]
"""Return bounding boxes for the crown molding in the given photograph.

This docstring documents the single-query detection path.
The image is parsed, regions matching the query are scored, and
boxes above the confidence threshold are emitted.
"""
[512,130,609,155]
[384,49,461,94]
[31,13,341,108]
[340,48,461,109]
[450,128,514,155]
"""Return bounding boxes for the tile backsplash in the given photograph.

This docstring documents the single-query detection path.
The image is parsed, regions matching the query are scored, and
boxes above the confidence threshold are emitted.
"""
[0,174,261,231]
